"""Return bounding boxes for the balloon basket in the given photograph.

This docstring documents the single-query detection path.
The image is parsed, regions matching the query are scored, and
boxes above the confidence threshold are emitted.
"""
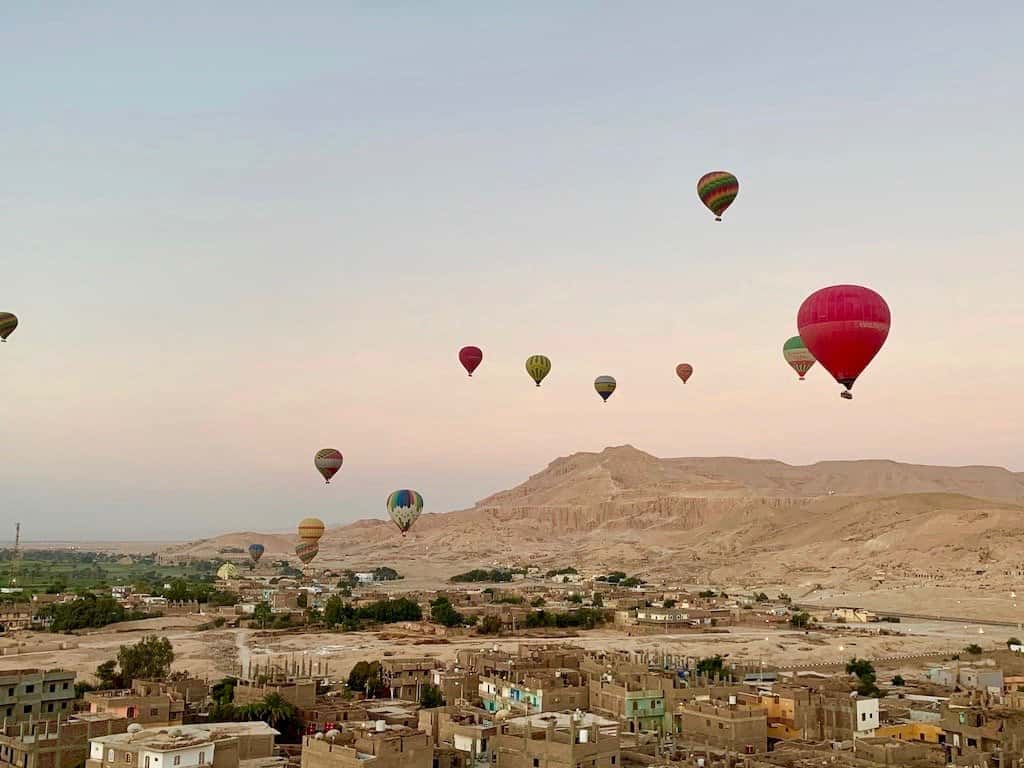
[840,391,853,400]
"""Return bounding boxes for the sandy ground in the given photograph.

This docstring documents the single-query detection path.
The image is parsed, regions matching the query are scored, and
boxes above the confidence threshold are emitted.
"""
[3,614,1015,687]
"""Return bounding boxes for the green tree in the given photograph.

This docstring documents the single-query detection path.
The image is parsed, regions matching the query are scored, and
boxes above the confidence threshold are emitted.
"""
[846,658,880,697]
[478,615,503,635]
[118,635,175,682]
[1008,637,1022,648]
[755,592,770,602]
[789,612,812,628]
[95,660,121,689]
[591,592,604,608]
[347,661,385,697]
[965,644,983,655]
[296,592,308,609]
[567,592,583,604]
[698,590,716,598]
[420,684,445,708]
[662,598,676,608]
[891,675,905,686]
[253,602,273,629]
[695,656,726,678]
[530,596,546,608]
[430,597,465,627]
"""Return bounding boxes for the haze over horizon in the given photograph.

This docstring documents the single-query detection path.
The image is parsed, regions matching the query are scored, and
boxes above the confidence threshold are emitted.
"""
[2,3,1022,539]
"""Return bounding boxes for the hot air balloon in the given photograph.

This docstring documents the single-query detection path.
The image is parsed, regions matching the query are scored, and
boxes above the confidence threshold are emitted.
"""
[783,336,816,380]
[297,517,325,543]
[459,346,483,377]
[525,355,551,387]
[0,313,17,342]
[295,541,319,565]
[697,171,739,221]
[314,449,343,484]
[248,543,265,566]
[594,375,616,402]
[675,363,693,383]
[387,489,423,537]
[217,563,240,580]
[797,285,890,399]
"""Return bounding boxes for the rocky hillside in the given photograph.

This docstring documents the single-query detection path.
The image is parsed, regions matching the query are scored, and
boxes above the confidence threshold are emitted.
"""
[165,446,1024,587]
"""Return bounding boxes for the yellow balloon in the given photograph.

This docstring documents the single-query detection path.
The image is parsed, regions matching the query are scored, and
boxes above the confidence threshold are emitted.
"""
[525,355,551,387]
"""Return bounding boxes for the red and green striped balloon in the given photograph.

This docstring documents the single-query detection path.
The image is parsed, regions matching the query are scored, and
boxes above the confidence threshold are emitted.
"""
[697,171,739,221]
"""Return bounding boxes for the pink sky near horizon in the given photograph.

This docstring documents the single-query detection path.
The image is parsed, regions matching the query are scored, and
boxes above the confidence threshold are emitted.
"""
[1,3,1022,539]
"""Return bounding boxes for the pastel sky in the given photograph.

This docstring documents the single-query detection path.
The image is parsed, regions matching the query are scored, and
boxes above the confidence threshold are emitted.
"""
[2,3,1022,540]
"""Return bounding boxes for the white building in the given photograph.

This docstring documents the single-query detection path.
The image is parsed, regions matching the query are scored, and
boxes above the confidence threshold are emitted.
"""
[854,698,879,738]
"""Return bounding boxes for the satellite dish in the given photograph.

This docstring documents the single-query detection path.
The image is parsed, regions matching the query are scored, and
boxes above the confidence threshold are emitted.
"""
[128,724,143,734]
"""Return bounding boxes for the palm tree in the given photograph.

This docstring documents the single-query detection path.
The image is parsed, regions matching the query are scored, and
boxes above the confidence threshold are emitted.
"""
[259,693,297,730]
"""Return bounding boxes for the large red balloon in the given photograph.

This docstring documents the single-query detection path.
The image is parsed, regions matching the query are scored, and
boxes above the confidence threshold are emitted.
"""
[797,285,890,396]
[459,346,483,376]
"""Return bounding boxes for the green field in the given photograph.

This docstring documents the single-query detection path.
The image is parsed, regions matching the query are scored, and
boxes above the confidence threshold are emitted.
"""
[0,550,222,594]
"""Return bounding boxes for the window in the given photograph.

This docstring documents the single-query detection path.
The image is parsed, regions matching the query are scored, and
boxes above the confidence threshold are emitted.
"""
[108,750,115,763]
[47,703,54,713]
[198,753,205,765]
[5,708,11,717]
[49,684,56,693]
[145,757,150,768]
[861,713,866,721]
[150,708,159,717]
[533,759,539,767]
[612,759,617,766]
[127,755,133,764]
[24,686,34,694]
[7,688,13,696]
[174,757,181,766]
[63,682,70,690]
[23,705,32,714]
[61,702,68,709]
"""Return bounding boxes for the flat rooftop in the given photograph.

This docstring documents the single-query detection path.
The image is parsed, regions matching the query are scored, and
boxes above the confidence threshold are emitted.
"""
[91,722,278,750]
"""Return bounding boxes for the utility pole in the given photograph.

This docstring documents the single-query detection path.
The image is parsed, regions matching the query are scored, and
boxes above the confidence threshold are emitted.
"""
[9,522,21,588]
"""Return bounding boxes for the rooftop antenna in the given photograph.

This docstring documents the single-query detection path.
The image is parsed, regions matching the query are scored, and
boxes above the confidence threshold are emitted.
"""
[9,522,21,588]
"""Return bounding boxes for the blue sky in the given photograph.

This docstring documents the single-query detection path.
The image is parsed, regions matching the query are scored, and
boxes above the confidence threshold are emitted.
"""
[2,3,1022,540]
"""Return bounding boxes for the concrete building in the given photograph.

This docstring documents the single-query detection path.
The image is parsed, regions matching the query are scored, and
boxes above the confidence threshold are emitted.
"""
[86,722,278,768]
[380,659,438,701]
[674,700,767,755]
[430,670,480,708]
[0,713,127,768]
[492,712,619,768]
[830,607,878,623]
[940,705,1024,766]
[418,706,496,767]
[84,681,185,727]
[588,677,665,735]
[0,670,76,724]
[478,671,587,716]
[300,724,431,768]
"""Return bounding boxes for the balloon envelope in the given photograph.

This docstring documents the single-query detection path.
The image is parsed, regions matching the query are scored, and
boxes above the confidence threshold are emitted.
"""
[297,517,325,543]
[295,541,319,564]
[594,375,616,402]
[217,563,240,580]
[783,336,816,380]
[675,363,693,383]
[697,172,739,220]
[387,489,423,536]
[525,355,551,387]
[459,346,483,376]
[248,543,265,564]
[0,313,17,341]
[797,285,890,394]
[314,449,343,483]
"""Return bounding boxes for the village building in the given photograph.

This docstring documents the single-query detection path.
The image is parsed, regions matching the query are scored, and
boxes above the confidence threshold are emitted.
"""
[0,670,76,724]
[299,723,432,768]
[0,713,127,768]
[418,705,496,766]
[492,712,619,768]
[84,682,185,728]
[478,670,587,716]
[429,670,480,707]
[85,722,279,768]
[380,659,438,701]
[673,699,767,755]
